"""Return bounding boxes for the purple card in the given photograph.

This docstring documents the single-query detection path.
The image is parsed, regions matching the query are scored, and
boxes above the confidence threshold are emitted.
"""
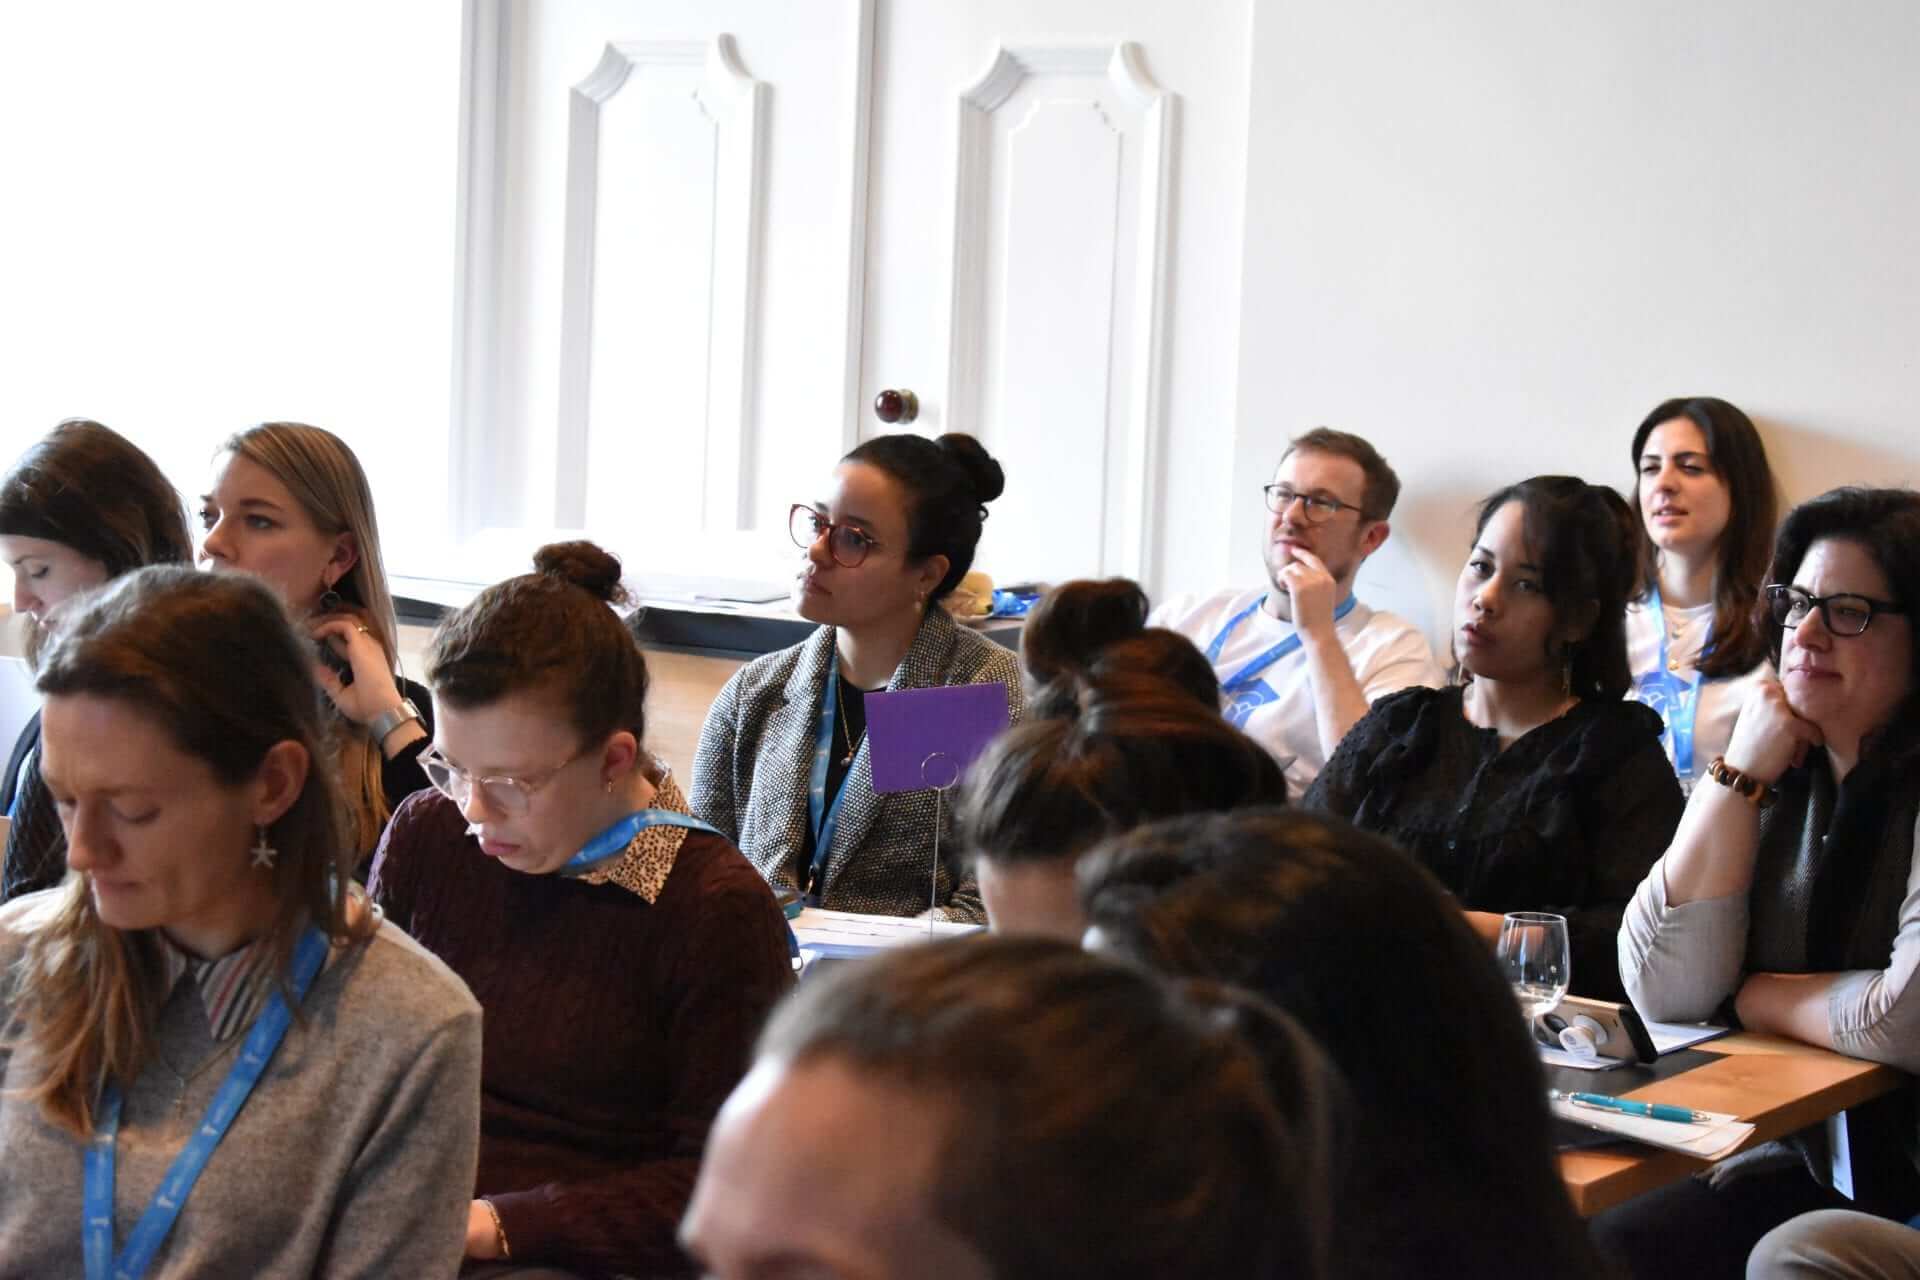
[864,682,1012,793]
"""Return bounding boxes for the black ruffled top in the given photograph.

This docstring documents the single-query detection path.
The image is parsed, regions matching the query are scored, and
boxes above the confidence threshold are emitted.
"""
[1305,685,1684,1001]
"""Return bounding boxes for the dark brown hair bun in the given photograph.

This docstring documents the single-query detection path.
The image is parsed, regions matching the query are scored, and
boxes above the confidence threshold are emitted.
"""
[532,540,628,606]
[936,432,1006,506]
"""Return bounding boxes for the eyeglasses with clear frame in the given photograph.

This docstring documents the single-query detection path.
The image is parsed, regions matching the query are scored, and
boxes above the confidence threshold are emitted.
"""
[789,503,883,569]
[418,743,594,815]
[1764,584,1907,637]
[1262,484,1370,525]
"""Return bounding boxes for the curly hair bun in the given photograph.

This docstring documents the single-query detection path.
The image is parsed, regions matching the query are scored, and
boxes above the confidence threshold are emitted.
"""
[531,540,628,606]
[936,433,1006,507]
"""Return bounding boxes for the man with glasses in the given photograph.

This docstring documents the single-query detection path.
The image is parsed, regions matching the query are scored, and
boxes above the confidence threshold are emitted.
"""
[1151,428,1441,796]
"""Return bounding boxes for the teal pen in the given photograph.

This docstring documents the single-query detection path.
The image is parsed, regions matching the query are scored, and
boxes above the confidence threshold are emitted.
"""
[1549,1090,1709,1125]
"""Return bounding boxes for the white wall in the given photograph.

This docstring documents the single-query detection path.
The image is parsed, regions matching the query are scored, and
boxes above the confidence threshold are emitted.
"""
[1232,0,1920,646]
[0,3,461,578]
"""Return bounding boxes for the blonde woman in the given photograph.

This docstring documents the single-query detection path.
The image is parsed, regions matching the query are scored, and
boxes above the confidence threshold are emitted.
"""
[0,566,480,1276]
[199,423,431,863]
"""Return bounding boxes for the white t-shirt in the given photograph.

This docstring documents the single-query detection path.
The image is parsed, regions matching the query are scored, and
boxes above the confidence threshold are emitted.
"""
[1150,587,1444,797]
[1624,598,1771,794]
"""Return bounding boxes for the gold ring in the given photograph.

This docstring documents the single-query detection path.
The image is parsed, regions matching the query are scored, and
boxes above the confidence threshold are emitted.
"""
[355,624,371,636]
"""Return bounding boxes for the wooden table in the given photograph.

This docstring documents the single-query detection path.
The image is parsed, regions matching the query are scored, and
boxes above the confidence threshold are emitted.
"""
[1560,1033,1905,1216]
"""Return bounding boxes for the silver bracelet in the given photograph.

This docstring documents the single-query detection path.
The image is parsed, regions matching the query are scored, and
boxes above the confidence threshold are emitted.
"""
[367,698,423,742]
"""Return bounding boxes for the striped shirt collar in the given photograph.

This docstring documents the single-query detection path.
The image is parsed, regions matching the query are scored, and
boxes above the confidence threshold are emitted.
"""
[157,931,279,1042]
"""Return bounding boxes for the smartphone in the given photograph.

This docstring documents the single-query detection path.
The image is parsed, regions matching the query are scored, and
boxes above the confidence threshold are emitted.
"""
[1538,995,1657,1064]
[315,637,355,688]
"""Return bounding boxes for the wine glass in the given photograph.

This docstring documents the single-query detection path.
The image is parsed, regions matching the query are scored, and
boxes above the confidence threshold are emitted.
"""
[1496,911,1570,1023]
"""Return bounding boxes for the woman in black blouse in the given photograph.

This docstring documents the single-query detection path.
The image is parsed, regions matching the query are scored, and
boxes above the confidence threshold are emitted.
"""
[1304,475,1683,1000]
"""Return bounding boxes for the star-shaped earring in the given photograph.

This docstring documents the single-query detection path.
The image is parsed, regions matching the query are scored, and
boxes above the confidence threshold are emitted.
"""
[250,826,278,870]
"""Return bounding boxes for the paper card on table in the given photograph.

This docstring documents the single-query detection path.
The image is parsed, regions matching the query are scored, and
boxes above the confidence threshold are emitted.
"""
[1549,1097,1756,1161]
[791,906,981,952]
[1644,1019,1732,1056]
[1539,1046,1631,1071]
[864,683,1011,793]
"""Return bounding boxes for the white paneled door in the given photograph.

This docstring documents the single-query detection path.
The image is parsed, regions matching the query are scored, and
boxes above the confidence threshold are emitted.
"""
[463,0,1251,594]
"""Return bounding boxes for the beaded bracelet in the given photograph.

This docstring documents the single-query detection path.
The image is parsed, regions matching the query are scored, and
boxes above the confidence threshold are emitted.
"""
[1706,756,1777,809]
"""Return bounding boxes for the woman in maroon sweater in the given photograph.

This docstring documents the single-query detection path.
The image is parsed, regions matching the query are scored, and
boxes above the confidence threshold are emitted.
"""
[370,541,794,1279]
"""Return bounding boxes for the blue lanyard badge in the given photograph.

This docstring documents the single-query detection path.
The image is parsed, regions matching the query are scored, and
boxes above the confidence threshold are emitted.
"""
[559,809,725,877]
[85,924,331,1280]
[804,665,856,901]
[1204,595,1358,694]
[1628,586,1713,782]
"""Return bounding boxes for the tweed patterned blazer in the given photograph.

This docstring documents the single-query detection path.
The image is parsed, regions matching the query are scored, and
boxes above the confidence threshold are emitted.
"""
[691,607,1023,923]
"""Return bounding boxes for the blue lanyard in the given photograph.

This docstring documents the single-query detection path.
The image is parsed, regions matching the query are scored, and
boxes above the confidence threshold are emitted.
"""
[1204,595,1358,694]
[804,664,858,898]
[7,747,28,821]
[1630,586,1714,780]
[559,808,725,876]
[84,924,331,1280]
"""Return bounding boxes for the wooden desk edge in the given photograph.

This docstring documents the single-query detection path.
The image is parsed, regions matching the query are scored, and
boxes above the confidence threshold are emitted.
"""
[1561,1036,1907,1217]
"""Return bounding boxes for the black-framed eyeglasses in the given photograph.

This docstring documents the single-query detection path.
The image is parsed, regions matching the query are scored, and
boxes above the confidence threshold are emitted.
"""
[418,744,594,815]
[1764,584,1906,638]
[1263,484,1369,524]
[790,504,883,568]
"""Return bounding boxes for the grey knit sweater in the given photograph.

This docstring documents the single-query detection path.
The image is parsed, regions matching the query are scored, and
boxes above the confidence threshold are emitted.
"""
[0,892,483,1278]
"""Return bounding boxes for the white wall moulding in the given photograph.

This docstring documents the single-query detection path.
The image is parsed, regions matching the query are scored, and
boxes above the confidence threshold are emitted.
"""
[555,34,767,538]
[449,0,512,541]
[945,41,1174,586]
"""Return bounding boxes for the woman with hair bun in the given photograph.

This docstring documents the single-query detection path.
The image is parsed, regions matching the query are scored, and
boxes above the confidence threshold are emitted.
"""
[692,433,1024,922]
[1018,577,1220,713]
[370,541,794,1277]
[952,578,1279,939]
[1,419,195,902]
[1305,476,1683,1000]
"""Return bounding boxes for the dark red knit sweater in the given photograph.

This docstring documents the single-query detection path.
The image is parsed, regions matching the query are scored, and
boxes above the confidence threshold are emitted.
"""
[370,789,794,1278]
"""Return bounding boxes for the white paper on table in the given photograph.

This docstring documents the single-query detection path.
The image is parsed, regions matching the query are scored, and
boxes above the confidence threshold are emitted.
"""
[791,907,980,953]
[1539,1046,1630,1071]
[1643,1019,1732,1055]
[1549,1098,1755,1160]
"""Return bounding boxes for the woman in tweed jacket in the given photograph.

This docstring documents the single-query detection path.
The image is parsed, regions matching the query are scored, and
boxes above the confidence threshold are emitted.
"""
[692,433,1024,922]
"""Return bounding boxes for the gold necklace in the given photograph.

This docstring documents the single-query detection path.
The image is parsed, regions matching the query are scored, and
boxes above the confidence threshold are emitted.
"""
[834,674,865,766]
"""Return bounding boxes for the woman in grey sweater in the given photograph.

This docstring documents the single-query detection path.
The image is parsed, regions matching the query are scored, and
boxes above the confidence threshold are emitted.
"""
[0,566,481,1278]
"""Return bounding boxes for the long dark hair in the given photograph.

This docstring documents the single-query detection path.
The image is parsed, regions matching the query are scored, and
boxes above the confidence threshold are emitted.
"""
[1763,487,1920,754]
[1079,808,1605,1280]
[1,419,193,660]
[756,935,1344,1280]
[841,433,1004,601]
[1631,397,1777,675]
[1472,475,1638,699]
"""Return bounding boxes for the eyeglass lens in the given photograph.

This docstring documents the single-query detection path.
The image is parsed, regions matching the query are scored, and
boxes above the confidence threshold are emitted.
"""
[1267,487,1333,523]
[422,758,531,814]
[1769,588,1873,636]
[788,505,871,567]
